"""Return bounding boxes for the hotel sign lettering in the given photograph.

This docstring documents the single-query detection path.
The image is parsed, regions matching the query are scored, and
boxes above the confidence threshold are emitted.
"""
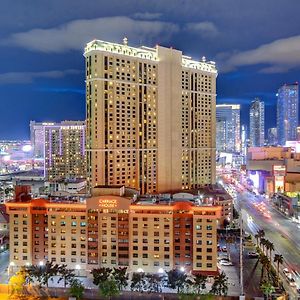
[99,199,117,208]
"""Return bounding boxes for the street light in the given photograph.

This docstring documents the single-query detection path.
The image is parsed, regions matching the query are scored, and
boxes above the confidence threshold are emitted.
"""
[75,264,81,276]
[180,267,185,272]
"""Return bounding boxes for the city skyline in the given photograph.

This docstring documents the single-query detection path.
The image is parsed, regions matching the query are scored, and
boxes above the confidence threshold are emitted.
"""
[1,1,300,139]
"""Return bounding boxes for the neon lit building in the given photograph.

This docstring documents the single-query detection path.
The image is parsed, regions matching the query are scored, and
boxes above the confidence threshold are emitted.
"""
[277,83,299,145]
[43,121,86,180]
[30,121,86,180]
[85,39,217,194]
[6,192,222,275]
[268,127,277,146]
[249,98,264,147]
[216,104,241,153]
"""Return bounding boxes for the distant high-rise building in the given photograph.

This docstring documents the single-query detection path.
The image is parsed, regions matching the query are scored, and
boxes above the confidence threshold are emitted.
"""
[297,127,300,141]
[216,104,241,153]
[30,121,86,180]
[268,127,277,146]
[249,98,265,147]
[277,83,299,145]
[30,121,53,158]
[241,124,247,163]
[85,39,217,194]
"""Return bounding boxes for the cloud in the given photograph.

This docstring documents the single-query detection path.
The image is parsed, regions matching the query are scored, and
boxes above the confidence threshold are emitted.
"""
[0,69,81,85]
[36,87,85,95]
[2,16,179,53]
[184,22,219,37]
[222,35,300,73]
[132,12,162,20]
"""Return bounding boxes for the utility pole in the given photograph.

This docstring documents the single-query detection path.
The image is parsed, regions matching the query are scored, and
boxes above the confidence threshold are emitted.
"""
[240,213,245,300]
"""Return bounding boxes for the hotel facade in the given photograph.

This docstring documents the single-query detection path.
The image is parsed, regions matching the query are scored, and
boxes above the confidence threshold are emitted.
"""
[6,193,221,276]
[30,121,86,181]
[85,39,217,194]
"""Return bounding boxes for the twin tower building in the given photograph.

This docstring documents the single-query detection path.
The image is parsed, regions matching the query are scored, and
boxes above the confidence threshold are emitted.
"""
[85,39,217,194]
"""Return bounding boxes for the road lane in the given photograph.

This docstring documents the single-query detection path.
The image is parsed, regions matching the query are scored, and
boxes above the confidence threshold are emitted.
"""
[236,191,300,299]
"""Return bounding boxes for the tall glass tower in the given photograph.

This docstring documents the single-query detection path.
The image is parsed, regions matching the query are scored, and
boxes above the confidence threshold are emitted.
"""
[277,83,299,145]
[216,104,241,153]
[249,98,265,147]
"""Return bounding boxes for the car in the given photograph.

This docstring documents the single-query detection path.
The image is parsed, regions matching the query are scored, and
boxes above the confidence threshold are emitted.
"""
[248,251,259,258]
[283,268,292,278]
[287,277,296,287]
[222,246,227,252]
[218,257,229,262]
[220,260,233,266]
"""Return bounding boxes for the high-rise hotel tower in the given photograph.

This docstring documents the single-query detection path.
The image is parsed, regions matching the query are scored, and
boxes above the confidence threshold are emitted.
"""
[85,39,217,194]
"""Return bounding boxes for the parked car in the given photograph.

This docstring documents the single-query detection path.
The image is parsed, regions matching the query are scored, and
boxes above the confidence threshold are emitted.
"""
[287,277,296,287]
[218,257,229,262]
[248,251,259,258]
[282,268,291,277]
[220,260,233,266]
[222,246,227,252]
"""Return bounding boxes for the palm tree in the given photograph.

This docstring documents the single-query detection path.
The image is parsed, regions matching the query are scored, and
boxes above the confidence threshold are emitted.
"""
[255,233,260,246]
[260,238,267,254]
[259,254,270,282]
[130,272,147,292]
[274,254,284,283]
[193,274,207,294]
[264,240,270,257]
[268,241,274,261]
[210,271,228,296]
[166,269,188,293]
[260,282,275,300]
[257,229,265,241]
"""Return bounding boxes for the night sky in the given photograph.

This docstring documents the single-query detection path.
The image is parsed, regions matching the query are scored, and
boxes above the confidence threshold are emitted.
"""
[1,0,300,139]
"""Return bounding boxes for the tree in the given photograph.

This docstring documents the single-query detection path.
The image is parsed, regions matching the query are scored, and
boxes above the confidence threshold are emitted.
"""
[257,229,265,243]
[260,238,267,254]
[57,264,75,287]
[9,268,26,295]
[99,278,120,299]
[259,254,270,282]
[166,269,188,293]
[193,274,207,294]
[145,274,163,293]
[274,254,284,283]
[69,279,84,299]
[27,261,60,287]
[210,272,228,296]
[260,282,275,300]
[112,267,128,291]
[255,233,260,246]
[130,272,147,292]
[267,241,274,261]
[91,267,112,286]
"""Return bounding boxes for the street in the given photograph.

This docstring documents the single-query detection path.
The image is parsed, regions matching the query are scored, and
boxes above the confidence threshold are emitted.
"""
[0,250,9,283]
[236,190,300,299]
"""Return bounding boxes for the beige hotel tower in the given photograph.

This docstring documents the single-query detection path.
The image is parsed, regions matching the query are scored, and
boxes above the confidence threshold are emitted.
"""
[85,38,217,194]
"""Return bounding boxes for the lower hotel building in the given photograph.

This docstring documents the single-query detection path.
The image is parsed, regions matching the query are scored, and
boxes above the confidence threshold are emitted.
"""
[6,188,222,276]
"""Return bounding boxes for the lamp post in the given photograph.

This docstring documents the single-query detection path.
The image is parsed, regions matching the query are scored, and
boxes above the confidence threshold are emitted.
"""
[239,213,245,300]
[75,264,81,277]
